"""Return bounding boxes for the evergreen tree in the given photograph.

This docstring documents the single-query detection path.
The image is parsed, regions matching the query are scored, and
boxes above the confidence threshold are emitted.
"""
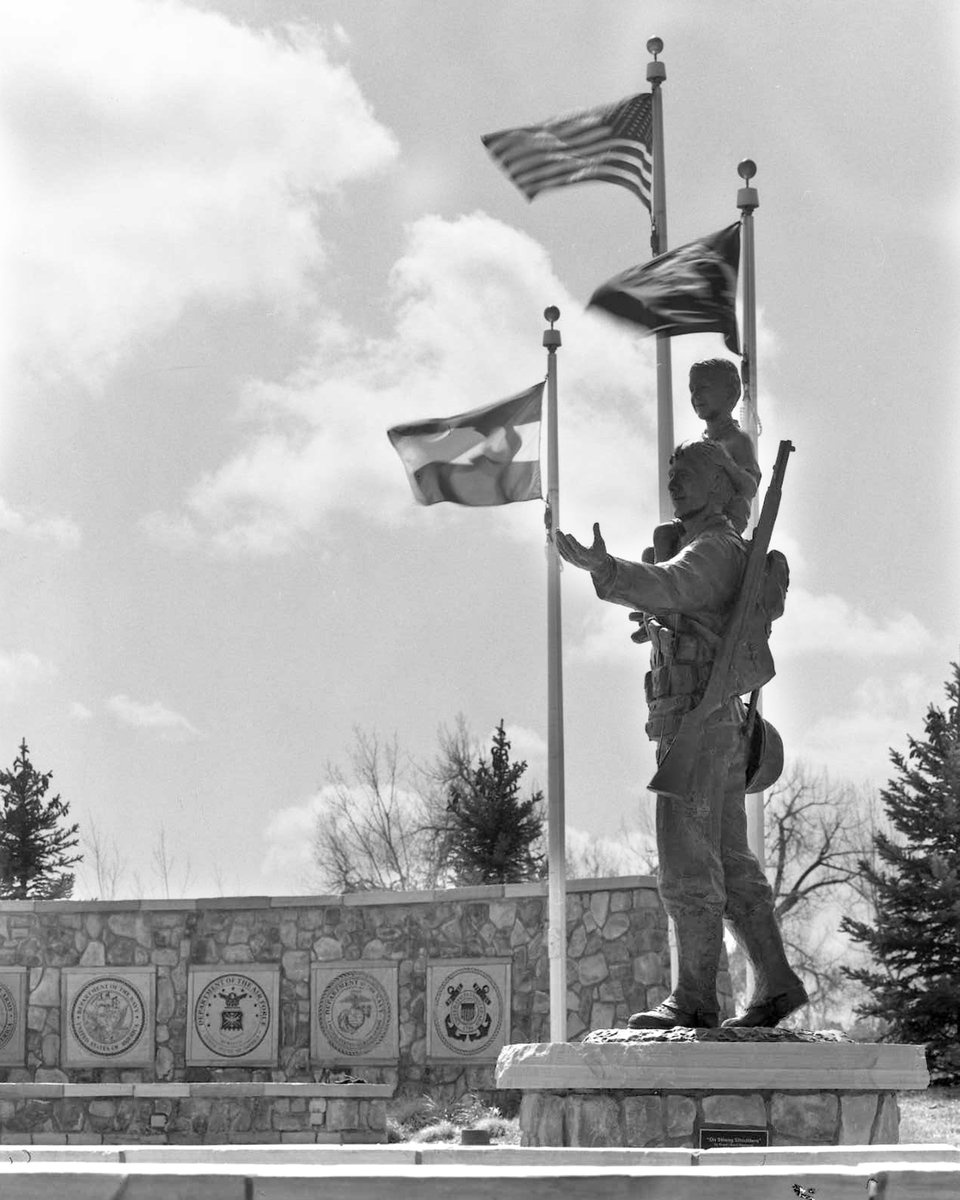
[841,662,960,1083]
[0,740,81,899]
[439,720,545,885]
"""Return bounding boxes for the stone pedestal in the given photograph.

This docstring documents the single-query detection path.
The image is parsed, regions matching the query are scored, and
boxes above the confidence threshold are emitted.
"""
[495,1029,929,1149]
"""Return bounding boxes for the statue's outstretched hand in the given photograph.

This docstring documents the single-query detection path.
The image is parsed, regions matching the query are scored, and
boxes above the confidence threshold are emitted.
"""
[555,522,608,572]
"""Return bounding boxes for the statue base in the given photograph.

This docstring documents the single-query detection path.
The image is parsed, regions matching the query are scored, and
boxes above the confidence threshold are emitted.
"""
[495,1029,929,1148]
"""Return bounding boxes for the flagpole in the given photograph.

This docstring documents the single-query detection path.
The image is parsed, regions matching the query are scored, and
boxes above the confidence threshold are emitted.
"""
[737,160,766,901]
[646,36,674,524]
[543,305,567,1044]
[647,34,680,995]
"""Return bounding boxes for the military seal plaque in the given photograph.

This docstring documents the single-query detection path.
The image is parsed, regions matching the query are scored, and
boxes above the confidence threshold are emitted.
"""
[186,966,280,1066]
[72,976,145,1056]
[61,968,156,1067]
[311,962,399,1064]
[194,972,271,1058]
[426,959,510,1061]
[0,970,26,1065]
[318,971,391,1056]
[0,983,19,1052]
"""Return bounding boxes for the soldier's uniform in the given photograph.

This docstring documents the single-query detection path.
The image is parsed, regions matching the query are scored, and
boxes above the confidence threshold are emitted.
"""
[591,509,803,1027]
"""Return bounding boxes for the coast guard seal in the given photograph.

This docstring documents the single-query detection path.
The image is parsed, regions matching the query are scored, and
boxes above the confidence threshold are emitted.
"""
[194,972,271,1058]
[432,966,504,1057]
[71,976,145,1057]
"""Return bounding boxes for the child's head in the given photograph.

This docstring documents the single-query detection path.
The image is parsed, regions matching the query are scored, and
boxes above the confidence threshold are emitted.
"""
[689,358,741,423]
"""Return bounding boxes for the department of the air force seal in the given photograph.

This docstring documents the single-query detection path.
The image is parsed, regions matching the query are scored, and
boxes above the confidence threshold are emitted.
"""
[71,976,145,1057]
[0,982,18,1051]
[432,966,504,1057]
[318,971,391,1057]
[194,973,271,1058]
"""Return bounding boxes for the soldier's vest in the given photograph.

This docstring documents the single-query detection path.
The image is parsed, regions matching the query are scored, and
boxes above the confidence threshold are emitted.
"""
[643,548,790,742]
[643,616,719,740]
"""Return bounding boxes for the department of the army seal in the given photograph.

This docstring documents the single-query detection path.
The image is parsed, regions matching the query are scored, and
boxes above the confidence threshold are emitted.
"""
[194,973,271,1058]
[432,966,503,1057]
[318,971,391,1057]
[71,976,146,1057]
[0,983,18,1051]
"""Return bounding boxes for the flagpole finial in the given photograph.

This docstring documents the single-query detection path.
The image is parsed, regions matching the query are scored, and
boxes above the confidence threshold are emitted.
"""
[646,37,665,84]
[737,159,759,212]
[543,306,561,349]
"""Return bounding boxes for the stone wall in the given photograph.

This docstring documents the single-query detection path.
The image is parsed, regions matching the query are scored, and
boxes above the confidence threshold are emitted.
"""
[0,1082,389,1145]
[0,876,727,1103]
[517,1088,901,1148]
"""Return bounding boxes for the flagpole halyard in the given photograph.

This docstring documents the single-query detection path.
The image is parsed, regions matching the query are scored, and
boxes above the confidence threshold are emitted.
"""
[543,305,567,1044]
[647,37,674,525]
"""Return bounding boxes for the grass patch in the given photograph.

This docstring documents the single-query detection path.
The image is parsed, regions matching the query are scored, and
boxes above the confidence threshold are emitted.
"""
[899,1087,960,1145]
[386,1093,519,1145]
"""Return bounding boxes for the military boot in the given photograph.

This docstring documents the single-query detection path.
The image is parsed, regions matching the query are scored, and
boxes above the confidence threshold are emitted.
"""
[628,909,723,1030]
[722,904,808,1028]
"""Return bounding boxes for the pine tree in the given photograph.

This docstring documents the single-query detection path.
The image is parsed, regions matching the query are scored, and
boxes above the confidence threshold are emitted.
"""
[0,740,81,899]
[841,662,960,1083]
[440,720,545,885]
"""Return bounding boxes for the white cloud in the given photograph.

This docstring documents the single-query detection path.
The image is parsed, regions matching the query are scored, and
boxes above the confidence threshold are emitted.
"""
[144,211,658,555]
[260,793,327,893]
[791,672,932,784]
[775,585,934,658]
[106,693,200,739]
[2,0,398,390]
[502,723,547,768]
[0,497,81,547]
[0,650,55,702]
[69,702,94,722]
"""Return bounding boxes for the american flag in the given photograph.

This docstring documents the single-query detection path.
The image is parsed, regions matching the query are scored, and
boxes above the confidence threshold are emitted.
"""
[482,93,653,211]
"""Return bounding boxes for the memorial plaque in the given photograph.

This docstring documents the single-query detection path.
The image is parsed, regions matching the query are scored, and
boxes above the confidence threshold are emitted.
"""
[311,961,398,1064]
[0,969,27,1066]
[186,966,280,1066]
[427,958,510,1061]
[699,1125,770,1149]
[61,967,155,1068]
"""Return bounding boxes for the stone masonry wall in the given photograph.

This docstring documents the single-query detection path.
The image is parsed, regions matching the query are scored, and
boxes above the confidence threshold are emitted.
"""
[0,876,732,1101]
[518,1088,901,1148]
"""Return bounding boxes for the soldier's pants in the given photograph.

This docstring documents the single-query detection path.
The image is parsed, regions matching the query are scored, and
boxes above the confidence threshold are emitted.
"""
[654,709,776,1015]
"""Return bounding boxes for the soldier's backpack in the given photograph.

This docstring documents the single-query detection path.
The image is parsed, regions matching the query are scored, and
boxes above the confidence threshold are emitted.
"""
[727,546,789,697]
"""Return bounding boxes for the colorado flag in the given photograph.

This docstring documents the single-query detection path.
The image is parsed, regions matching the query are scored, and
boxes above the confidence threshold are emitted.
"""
[387,383,543,506]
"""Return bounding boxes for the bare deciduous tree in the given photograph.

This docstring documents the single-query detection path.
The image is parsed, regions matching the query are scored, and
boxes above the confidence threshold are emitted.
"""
[311,729,445,892]
[80,821,127,900]
[565,811,658,879]
[150,823,193,899]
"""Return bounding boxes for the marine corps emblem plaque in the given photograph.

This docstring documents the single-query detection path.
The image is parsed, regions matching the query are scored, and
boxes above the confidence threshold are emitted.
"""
[311,962,398,1064]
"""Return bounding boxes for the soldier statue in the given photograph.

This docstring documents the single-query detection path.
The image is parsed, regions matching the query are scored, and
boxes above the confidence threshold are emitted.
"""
[556,438,807,1029]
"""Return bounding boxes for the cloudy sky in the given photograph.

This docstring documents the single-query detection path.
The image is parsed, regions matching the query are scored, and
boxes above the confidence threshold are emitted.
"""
[1,0,957,898]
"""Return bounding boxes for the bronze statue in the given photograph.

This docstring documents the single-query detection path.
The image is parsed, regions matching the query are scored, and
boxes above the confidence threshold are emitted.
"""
[556,438,806,1029]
